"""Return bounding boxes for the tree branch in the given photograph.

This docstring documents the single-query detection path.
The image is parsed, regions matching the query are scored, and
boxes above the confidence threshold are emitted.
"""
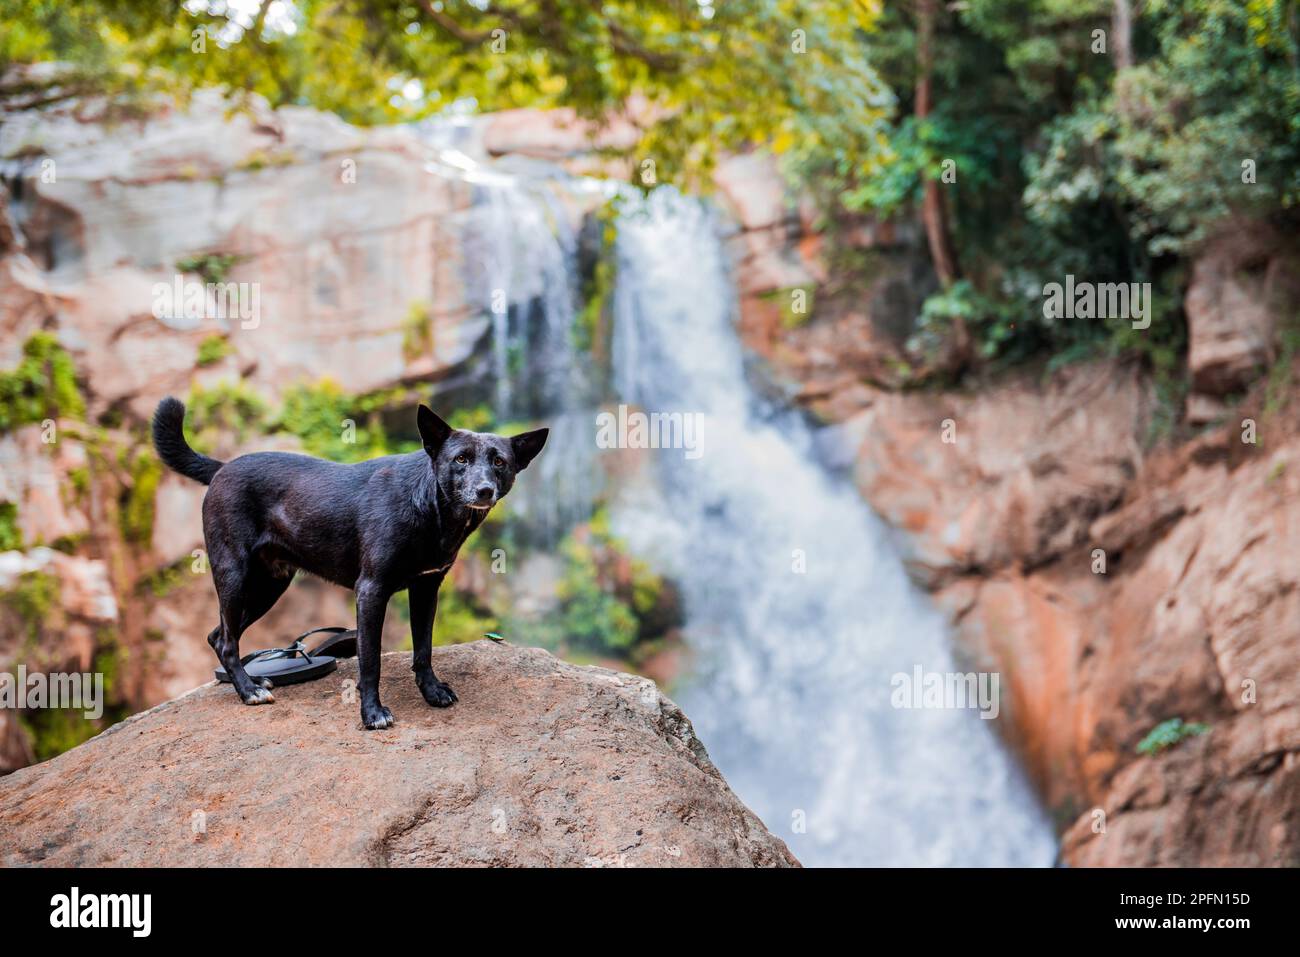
[417,0,495,46]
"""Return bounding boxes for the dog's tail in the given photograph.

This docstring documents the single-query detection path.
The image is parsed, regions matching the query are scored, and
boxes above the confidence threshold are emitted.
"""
[151,396,224,485]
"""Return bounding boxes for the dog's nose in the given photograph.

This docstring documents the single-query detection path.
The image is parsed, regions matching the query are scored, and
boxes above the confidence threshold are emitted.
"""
[475,485,495,503]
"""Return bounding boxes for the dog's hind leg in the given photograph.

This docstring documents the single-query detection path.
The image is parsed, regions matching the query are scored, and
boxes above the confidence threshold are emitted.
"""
[239,566,294,633]
[210,564,290,705]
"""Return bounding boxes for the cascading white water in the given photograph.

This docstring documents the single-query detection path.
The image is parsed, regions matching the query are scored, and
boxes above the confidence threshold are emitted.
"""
[430,143,606,541]
[607,189,1057,866]
[460,174,581,418]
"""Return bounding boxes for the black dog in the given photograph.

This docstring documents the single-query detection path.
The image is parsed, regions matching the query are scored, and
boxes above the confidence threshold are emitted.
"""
[151,397,547,729]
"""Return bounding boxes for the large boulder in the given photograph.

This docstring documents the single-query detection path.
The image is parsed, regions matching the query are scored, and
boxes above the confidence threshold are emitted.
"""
[0,641,798,867]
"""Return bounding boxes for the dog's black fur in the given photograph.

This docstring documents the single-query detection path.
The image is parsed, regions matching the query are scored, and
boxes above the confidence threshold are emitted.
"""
[152,396,547,729]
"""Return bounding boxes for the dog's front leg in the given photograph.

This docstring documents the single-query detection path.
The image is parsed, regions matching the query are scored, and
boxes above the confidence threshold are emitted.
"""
[355,578,394,729]
[409,575,458,708]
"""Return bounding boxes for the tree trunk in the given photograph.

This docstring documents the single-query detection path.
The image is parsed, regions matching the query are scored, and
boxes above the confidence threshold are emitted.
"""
[1113,0,1134,70]
[914,0,960,288]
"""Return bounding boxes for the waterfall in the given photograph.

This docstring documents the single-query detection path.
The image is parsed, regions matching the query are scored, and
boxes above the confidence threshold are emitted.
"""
[459,175,581,420]
[606,189,1057,867]
[423,131,605,541]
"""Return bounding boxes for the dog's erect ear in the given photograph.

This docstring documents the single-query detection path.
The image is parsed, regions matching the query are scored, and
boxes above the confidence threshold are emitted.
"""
[510,428,548,471]
[417,406,453,457]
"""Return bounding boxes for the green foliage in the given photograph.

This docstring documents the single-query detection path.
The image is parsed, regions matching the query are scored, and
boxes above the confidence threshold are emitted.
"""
[0,1,893,195]
[235,148,296,172]
[119,447,162,545]
[184,377,439,464]
[1022,16,1299,265]
[135,556,192,598]
[176,252,241,285]
[0,332,85,433]
[555,537,639,654]
[1116,0,1299,254]
[1003,0,1296,362]
[274,378,390,462]
[576,205,619,354]
[49,532,88,554]
[401,301,434,363]
[0,569,59,644]
[16,631,129,762]
[93,629,124,698]
[1136,717,1210,755]
[628,557,666,619]
[527,507,670,657]
[576,250,616,353]
[914,281,1000,361]
[19,704,99,763]
[1263,309,1300,418]
[830,113,1007,218]
[762,286,817,331]
[185,380,270,454]
[791,0,1300,382]
[390,582,498,648]
[960,0,1114,107]
[195,333,232,367]
[432,587,499,645]
[0,501,22,551]
[447,404,496,433]
[67,465,90,499]
[4,0,1295,390]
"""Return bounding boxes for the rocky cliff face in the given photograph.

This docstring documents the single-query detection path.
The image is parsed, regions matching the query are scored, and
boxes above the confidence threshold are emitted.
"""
[846,362,1300,866]
[2,90,486,412]
[0,641,797,867]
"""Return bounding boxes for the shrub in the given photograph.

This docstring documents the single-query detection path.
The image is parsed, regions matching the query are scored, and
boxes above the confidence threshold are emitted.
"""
[401,301,435,363]
[0,332,84,433]
[175,252,241,285]
[185,380,270,454]
[0,501,22,551]
[274,378,390,463]
[119,448,162,545]
[0,569,60,644]
[195,334,232,367]
[1136,717,1210,755]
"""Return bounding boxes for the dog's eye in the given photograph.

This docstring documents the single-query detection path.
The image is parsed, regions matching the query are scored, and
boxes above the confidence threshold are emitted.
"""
[454,454,468,465]
[493,456,506,469]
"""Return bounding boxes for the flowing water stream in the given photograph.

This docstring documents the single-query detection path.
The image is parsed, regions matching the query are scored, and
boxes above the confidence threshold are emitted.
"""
[605,190,1056,866]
